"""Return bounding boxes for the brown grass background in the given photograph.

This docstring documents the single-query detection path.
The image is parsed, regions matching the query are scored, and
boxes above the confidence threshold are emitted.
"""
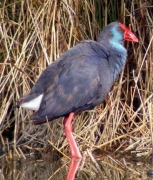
[0,0,153,160]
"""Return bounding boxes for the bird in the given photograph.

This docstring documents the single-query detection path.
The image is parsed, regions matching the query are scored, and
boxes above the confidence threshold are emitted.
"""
[18,22,138,159]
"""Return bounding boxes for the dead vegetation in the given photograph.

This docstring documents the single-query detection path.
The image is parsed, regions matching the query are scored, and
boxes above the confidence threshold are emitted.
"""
[0,0,153,162]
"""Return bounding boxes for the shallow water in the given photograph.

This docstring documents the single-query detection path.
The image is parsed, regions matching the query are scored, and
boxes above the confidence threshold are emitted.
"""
[0,152,153,180]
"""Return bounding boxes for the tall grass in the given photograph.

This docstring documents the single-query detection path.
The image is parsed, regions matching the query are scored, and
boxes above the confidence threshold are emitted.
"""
[0,0,153,160]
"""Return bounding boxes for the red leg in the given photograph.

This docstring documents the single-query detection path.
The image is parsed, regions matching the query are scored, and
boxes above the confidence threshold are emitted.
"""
[63,112,82,159]
[66,158,81,180]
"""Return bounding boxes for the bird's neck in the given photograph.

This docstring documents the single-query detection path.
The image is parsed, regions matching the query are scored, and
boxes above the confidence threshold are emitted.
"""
[109,42,127,81]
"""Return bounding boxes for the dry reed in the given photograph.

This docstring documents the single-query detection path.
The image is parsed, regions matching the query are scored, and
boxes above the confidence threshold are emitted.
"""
[0,0,153,164]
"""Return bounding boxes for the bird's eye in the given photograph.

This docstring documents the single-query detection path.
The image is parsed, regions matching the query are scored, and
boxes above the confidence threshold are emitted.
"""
[118,27,123,32]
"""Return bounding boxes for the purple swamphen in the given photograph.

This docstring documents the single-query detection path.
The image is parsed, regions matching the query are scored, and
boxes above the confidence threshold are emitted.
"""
[18,22,138,159]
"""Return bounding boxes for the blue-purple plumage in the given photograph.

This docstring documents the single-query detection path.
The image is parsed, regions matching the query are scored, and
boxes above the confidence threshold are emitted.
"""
[18,22,134,124]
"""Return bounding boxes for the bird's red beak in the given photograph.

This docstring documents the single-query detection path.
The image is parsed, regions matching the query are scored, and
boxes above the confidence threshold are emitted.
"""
[119,23,138,42]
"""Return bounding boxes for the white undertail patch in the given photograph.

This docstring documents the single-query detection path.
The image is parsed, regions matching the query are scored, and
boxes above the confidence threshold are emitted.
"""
[20,94,43,111]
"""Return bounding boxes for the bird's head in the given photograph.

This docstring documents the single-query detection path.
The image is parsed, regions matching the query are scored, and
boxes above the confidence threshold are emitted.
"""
[97,22,138,45]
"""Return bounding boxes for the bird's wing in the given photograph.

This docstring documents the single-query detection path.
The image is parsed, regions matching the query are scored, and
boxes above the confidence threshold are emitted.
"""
[36,54,101,120]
